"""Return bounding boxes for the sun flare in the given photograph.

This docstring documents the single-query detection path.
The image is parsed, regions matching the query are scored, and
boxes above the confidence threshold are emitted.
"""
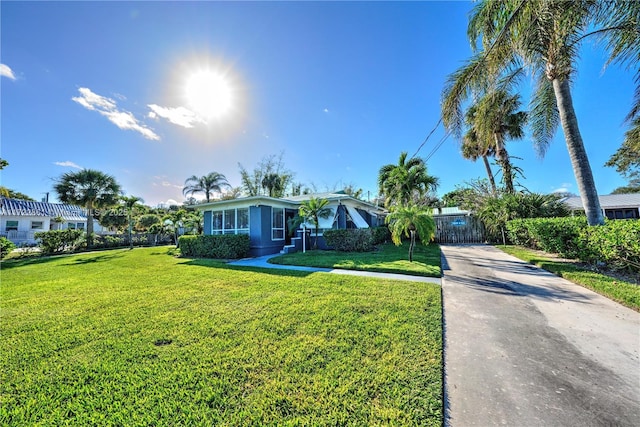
[184,70,233,121]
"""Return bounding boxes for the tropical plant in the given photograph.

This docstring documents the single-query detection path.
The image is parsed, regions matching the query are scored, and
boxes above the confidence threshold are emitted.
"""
[53,169,122,248]
[378,152,439,208]
[238,152,294,197]
[261,173,285,198]
[461,118,498,195]
[385,205,436,262]
[442,0,639,225]
[298,197,332,249]
[163,209,189,248]
[121,195,144,249]
[461,90,527,194]
[0,187,35,201]
[183,172,230,203]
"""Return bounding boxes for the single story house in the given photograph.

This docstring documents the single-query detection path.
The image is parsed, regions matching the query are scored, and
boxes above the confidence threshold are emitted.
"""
[561,193,640,220]
[195,191,387,256]
[0,197,104,245]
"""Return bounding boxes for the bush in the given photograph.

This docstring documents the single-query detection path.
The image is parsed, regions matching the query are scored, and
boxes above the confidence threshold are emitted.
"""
[323,229,375,252]
[505,217,640,273]
[35,229,85,254]
[371,226,391,245]
[179,234,250,259]
[0,237,16,259]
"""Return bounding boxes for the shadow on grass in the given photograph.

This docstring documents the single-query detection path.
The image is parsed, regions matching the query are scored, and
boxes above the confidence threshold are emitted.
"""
[61,252,126,265]
[178,258,319,278]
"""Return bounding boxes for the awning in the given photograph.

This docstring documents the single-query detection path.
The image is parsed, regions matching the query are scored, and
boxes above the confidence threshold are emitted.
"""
[346,206,369,228]
[303,207,336,229]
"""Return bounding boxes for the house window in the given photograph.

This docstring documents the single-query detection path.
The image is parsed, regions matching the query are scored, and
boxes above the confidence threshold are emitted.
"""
[77,223,85,230]
[272,207,284,240]
[211,208,249,235]
[31,221,44,230]
[605,208,639,220]
[6,220,18,231]
[67,222,76,230]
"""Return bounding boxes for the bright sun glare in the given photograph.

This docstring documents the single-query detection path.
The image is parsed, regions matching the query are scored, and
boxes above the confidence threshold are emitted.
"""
[184,70,233,121]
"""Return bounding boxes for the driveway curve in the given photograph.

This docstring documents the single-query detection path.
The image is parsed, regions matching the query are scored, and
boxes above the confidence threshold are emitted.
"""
[442,244,640,426]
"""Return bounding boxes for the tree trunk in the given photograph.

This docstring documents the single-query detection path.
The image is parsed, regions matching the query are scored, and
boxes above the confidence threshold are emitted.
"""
[494,133,514,194]
[86,201,94,248]
[482,155,498,195]
[552,78,604,226]
[409,230,415,262]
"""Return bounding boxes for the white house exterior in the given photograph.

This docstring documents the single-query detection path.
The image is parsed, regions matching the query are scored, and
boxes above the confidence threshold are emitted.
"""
[561,193,640,220]
[0,197,105,245]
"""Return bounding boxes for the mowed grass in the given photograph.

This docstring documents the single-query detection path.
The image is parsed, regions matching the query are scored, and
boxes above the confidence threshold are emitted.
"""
[1,247,443,426]
[269,242,442,278]
[497,245,639,311]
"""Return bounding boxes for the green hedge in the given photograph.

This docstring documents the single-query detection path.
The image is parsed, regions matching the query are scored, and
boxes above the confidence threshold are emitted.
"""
[323,229,375,252]
[34,229,85,254]
[0,237,16,259]
[371,226,391,245]
[178,234,250,259]
[506,217,640,272]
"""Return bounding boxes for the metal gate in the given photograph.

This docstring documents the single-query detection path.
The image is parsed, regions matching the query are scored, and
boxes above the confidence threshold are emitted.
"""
[433,215,485,244]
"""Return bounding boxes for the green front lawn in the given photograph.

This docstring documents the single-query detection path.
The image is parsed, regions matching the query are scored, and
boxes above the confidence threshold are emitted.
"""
[1,247,443,426]
[497,245,639,311]
[269,242,442,277]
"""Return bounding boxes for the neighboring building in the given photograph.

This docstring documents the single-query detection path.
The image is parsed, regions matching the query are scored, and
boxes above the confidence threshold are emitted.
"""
[561,193,640,220]
[195,191,387,256]
[0,197,104,245]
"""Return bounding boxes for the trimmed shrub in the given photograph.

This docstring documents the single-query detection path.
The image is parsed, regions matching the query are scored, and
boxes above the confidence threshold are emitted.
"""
[323,229,375,252]
[0,237,16,259]
[371,226,391,245]
[35,229,85,254]
[179,234,250,259]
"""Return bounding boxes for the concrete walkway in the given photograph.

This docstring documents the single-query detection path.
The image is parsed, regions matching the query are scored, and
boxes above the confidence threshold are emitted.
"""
[228,254,442,284]
[441,244,640,426]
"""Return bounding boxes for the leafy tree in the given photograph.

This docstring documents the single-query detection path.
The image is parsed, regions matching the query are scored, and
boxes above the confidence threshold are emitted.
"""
[611,182,640,194]
[121,195,144,249]
[183,172,230,203]
[605,121,639,181]
[0,158,8,170]
[53,169,121,248]
[239,152,294,197]
[163,209,189,247]
[136,214,161,232]
[0,187,35,201]
[385,205,436,262]
[298,197,332,249]
[441,187,478,208]
[378,152,439,208]
[442,1,639,225]
[220,187,243,200]
[461,119,498,195]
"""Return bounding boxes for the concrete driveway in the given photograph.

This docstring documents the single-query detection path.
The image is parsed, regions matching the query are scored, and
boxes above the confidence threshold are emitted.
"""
[441,244,640,426]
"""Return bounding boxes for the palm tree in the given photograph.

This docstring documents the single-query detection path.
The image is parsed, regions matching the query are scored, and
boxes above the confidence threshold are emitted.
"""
[462,106,498,194]
[298,197,332,249]
[462,90,527,194]
[261,173,284,198]
[378,152,439,208]
[53,169,122,248]
[121,195,144,249]
[385,205,436,262]
[183,172,230,203]
[442,1,639,225]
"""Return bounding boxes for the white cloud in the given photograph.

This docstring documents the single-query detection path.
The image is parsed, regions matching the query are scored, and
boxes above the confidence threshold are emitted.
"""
[72,87,160,141]
[551,183,574,194]
[147,104,204,128]
[323,108,329,113]
[54,160,83,169]
[0,64,16,80]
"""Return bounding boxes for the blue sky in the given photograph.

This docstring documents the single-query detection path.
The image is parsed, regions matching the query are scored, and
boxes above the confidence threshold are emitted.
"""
[1,1,635,206]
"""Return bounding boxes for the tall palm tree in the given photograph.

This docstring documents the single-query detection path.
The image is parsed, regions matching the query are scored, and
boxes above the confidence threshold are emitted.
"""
[53,169,122,248]
[442,0,639,225]
[298,197,332,249]
[378,152,439,208]
[462,105,498,194]
[121,195,144,249]
[261,173,284,198]
[385,205,436,262]
[183,172,230,203]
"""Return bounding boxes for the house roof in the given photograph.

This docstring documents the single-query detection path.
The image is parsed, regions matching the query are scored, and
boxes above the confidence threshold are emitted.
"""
[561,193,640,210]
[196,192,387,214]
[0,197,88,221]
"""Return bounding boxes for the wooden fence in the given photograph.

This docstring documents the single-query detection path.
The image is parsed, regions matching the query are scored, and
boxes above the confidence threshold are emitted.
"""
[433,215,486,244]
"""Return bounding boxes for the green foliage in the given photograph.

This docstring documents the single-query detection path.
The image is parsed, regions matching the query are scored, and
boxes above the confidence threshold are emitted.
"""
[238,152,294,197]
[323,229,374,252]
[0,237,16,259]
[34,229,85,254]
[378,152,439,208]
[371,226,391,245]
[0,188,35,201]
[183,172,230,202]
[385,206,435,246]
[506,217,640,273]
[136,214,161,231]
[178,234,250,259]
[299,197,332,249]
[1,247,443,425]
